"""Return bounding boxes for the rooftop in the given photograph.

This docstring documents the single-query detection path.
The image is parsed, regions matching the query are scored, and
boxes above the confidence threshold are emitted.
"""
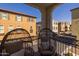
[0,8,36,18]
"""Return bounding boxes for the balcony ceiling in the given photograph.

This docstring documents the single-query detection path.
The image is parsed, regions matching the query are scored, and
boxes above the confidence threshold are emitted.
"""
[26,3,61,9]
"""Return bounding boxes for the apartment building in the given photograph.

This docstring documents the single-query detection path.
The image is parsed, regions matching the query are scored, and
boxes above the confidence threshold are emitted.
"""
[71,8,79,40]
[59,22,66,32]
[58,22,71,34]
[0,9,36,40]
[37,21,71,34]
[52,20,71,34]
[52,20,59,33]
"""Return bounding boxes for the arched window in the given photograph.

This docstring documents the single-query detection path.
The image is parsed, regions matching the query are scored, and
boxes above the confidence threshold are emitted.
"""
[30,26,33,33]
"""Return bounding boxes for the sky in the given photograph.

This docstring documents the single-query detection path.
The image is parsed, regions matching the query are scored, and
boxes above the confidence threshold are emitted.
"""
[0,3,41,22]
[0,3,79,22]
[53,3,79,22]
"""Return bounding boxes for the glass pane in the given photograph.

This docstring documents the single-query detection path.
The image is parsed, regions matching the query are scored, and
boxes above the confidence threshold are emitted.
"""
[2,12,8,20]
[16,15,22,21]
[0,25,4,33]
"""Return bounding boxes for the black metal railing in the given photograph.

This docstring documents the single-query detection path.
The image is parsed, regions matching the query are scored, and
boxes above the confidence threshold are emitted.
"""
[0,28,34,56]
[0,35,79,56]
[0,28,79,56]
[54,35,79,56]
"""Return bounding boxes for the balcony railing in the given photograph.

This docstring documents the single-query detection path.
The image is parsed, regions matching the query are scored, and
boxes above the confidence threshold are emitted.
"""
[0,28,79,56]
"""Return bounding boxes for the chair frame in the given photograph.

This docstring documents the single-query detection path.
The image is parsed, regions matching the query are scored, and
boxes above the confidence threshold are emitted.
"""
[38,28,57,56]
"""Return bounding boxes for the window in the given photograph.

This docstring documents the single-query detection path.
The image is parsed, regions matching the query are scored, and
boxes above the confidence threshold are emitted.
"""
[56,22,58,25]
[0,25,4,33]
[30,26,33,33]
[27,17,30,22]
[8,25,13,31]
[1,12,8,20]
[16,15,22,21]
[30,18,33,22]
[29,18,34,22]
[0,13,1,19]
[16,26,22,28]
[53,27,55,30]
[54,22,55,24]
[27,17,34,22]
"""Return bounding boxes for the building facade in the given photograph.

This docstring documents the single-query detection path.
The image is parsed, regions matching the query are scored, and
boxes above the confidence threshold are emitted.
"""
[71,8,79,40]
[52,20,59,33]
[0,9,36,40]
[37,21,71,34]
[58,22,71,34]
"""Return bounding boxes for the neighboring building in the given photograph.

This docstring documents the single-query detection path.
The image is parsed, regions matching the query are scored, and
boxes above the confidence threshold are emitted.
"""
[36,22,41,35]
[0,9,36,40]
[52,20,59,33]
[58,22,71,34]
[59,22,66,33]
[36,21,71,34]
[52,20,71,34]
[65,22,72,34]
[71,8,79,40]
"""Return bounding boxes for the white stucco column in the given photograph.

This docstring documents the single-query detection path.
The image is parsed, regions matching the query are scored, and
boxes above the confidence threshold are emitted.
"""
[40,8,52,30]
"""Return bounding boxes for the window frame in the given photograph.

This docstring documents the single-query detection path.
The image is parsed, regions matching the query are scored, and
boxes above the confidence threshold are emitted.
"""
[16,15,22,21]
[30,26,33,33]
[1,12,8,20]
[30,17,34,22]
[0,25,4,33]
[8,25,14,31]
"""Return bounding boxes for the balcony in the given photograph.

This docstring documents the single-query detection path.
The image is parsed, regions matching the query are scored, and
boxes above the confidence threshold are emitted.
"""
[0,28,79,56]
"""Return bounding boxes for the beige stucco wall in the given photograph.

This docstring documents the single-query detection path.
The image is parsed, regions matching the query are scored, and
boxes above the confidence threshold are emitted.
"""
[71,8,79,40]
[0,11,36,40]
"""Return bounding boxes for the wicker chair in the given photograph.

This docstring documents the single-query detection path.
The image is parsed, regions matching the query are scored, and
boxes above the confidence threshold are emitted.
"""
[38,28,58,56]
